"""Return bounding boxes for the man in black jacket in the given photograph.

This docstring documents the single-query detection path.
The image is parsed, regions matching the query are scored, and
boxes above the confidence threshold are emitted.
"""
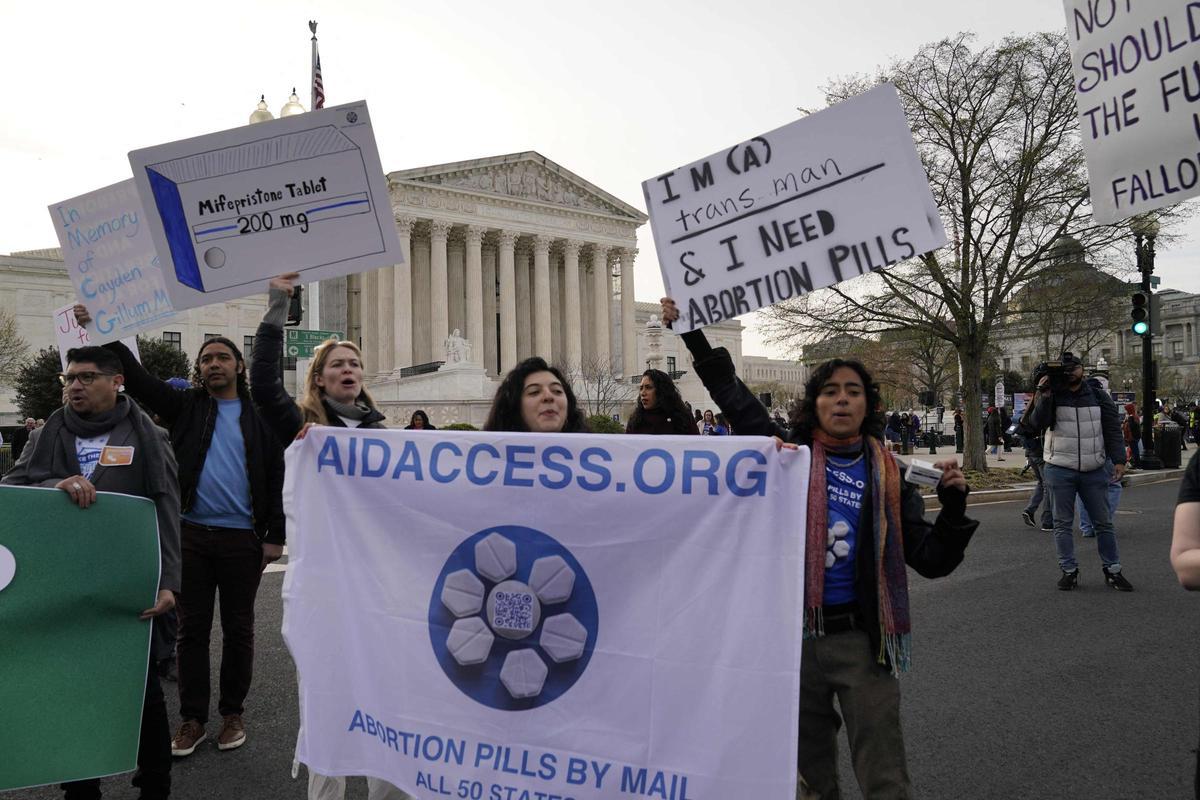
[661,298,977,800]
[74,306,286,758]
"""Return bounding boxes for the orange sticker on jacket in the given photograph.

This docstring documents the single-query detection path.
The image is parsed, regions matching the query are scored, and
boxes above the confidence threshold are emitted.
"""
[99,446,134,466]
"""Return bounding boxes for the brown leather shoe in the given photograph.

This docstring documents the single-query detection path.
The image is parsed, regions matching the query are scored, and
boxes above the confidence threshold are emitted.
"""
[217,714,246,751]
[171,719,206,757]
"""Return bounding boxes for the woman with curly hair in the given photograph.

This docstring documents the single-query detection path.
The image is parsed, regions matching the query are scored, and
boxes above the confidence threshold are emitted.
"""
[626,369,698,435]
[405,409,437,430]
[660,296,976,800]
[484,357,589,433]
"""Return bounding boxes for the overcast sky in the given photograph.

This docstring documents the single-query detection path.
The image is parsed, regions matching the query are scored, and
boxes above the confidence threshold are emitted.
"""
[4,0,1193,357]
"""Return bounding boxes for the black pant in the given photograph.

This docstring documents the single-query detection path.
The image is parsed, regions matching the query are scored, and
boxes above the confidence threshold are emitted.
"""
[177,523,263,724]
[62,649,171,799]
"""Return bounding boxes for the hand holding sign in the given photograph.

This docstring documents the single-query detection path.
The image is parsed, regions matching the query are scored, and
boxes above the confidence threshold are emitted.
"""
[643,84,946,333]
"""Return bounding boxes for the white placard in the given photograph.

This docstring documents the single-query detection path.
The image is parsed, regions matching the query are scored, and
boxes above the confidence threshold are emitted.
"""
[284,428,808,799]
[128,100,403,310]
[53,304,139,371]
[643,83,946,333]
[48,179,177,345]
[1064,1,1200,224]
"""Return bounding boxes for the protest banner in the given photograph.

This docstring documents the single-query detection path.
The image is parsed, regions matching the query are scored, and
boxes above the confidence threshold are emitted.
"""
[1063,1,1200,224]
[642,83,946,333]
[283,429,808,799]
[1113,390,1136,406]
[53,304,139,371]
[0,485,160,792]
[48,179,176,345]
[1014,392,1034,420]
[129,100,404,310]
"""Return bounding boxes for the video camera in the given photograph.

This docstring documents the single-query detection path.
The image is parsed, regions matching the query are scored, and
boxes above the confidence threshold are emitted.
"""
[1035,353,1080,392]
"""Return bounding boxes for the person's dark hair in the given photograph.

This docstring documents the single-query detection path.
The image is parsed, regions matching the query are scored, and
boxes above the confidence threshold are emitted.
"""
[628,369,694,434]
[191,336,249,396]
[406,409,436,430]
[693,408,703,423]
[787,358,884,442]
[66,346,122,374]
[484,357,589,433]
[716,412,729,429]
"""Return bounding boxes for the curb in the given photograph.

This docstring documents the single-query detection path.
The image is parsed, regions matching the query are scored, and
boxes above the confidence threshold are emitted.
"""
[921,467,1185,511]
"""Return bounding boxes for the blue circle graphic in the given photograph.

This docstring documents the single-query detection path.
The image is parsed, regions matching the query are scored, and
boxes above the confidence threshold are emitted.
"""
[429,525,599,710]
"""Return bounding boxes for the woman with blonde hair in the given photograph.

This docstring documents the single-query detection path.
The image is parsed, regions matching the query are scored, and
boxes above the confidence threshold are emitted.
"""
[250,273,387,443]
[250,273,407,800]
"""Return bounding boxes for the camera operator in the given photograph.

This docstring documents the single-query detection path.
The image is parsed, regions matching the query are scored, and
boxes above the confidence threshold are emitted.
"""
[1025,352,1131,591]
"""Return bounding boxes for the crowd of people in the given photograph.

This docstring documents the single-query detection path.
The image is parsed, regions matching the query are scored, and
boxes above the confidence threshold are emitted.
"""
[6,283,1200,799]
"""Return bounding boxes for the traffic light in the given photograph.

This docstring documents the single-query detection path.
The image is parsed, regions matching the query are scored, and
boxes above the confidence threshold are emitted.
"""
[1131,292,1149,335]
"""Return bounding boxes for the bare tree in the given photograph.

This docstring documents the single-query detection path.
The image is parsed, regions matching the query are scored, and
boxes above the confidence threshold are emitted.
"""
[560,354,636,419]
[762,33,1182,470]
[1011,257,1128,362]
[0,308,31,387]
[1160,366,1200,406]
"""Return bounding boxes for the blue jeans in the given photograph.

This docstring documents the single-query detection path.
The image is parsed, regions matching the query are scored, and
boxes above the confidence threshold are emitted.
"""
[1077,480,1122,537]
[1044,463,1122,572]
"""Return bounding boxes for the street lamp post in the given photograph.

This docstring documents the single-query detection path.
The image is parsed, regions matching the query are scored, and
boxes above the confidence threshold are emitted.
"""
[1133,216,1163,470]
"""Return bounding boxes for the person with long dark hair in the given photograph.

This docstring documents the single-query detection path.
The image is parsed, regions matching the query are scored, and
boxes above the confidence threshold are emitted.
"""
[484,357,589,433]
[405,410,436,430]
[660,297,976,799]
[626,369,697,435]
[73,304,286,757]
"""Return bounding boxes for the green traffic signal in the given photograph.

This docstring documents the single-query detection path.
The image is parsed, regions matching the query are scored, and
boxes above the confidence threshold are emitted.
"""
[1131,292,1148,334]
[1132,320,1149,335]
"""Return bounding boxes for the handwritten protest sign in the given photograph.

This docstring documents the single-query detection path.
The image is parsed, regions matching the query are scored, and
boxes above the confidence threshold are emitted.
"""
[643,83,946,333]
[1064,1,1200,224]
[53,304,139,371]
[48,180,176,345]
[128,100,403,311]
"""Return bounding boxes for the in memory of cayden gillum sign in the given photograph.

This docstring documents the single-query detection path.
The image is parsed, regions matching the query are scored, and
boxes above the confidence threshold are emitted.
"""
[642,83,946,334]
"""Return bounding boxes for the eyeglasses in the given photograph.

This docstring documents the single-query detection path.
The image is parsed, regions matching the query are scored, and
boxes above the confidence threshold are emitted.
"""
[58,371,115,386]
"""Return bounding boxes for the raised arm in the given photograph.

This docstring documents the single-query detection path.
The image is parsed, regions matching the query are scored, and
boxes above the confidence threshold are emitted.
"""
[249,274,304,443]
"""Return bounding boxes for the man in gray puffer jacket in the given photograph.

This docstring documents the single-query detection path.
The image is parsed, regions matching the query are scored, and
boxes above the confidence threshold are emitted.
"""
[1026,352,1131,591]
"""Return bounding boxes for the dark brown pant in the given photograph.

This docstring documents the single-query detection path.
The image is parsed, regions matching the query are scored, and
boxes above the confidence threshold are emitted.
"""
[798,630,911,800]
[177,522,263,724]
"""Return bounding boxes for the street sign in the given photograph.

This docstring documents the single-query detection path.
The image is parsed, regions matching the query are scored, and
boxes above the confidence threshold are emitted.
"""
[285,328,344,358]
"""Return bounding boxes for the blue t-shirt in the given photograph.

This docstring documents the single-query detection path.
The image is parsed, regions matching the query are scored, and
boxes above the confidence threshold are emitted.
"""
[183,398,253,530]
[823,454,866,606]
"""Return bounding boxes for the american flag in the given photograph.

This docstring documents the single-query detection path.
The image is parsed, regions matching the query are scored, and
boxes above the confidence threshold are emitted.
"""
[312,49,325,110]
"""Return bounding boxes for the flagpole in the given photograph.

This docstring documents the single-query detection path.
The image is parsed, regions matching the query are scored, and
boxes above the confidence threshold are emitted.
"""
[307,20,321,332]
[309,20,319,111]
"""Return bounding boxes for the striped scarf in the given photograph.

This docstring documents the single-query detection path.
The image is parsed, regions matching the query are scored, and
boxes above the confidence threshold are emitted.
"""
[804,430,912,674]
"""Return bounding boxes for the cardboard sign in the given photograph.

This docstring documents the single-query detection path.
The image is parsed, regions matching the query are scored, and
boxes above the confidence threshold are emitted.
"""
[128,100,403,310]
[643,83,946,333]
[48,180,177,346]
[53,304,139,371]
[1064,1,1200,224]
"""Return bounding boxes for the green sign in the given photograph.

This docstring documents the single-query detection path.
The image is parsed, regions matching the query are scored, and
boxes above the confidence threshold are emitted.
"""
[0,485,160,791]
[285,328,344,358]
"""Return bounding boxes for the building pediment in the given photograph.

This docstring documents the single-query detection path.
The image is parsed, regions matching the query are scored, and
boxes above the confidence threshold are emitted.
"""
[388,152,648,222]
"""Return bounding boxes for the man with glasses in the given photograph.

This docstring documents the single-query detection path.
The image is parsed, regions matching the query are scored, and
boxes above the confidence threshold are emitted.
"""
[73,306,285,758]
[3,346,180,800]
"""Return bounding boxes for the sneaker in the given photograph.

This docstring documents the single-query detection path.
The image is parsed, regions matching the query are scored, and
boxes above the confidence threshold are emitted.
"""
[171,720,206,757]
[1081,530,1096,538]
[1021,510,1036,528]
[1057,569,1079,591]
[217,714,246,751]
[1103,567,1133,592]
[1041,522,1055,532]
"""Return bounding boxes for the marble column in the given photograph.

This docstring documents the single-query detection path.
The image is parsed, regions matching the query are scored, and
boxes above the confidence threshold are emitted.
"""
[465,225,485,367]
[482,242,498,375]
[548,249,561,360]
[375,262,395,373]
[429,220,451,359]
[533,235,553,362]
[448,234,465,337]
[498,231,518,373]
[515,244,532,359]
[412,234,432,363]
[392,215,414,371]
[620,247,638,379]
[591,244,611,370]
[562,240,583,368]
[361,268,380,376]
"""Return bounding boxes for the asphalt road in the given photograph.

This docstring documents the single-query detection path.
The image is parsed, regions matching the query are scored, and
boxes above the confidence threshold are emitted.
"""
[10,475,1197,799]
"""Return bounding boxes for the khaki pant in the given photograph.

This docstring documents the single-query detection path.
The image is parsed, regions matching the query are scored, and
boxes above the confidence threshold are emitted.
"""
[308,772,415,800]
[797,630,911,800]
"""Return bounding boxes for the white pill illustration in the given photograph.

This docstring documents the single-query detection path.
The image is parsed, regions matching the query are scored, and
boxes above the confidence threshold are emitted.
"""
[832,540,851,559]
[474,532,517,583]
[539,613,588,663]
[447,617,494,666]
[204,247,226,269]
[528,555,575,605]
[441,569,485,617]
[831,521,850,538]
[500,649,549,699]
[0,545,14,593]
[825,551,836,569]
[487,580,541,640]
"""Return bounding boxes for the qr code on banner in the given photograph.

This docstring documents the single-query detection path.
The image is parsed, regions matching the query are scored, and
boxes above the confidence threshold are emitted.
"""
[493,590,535,633]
